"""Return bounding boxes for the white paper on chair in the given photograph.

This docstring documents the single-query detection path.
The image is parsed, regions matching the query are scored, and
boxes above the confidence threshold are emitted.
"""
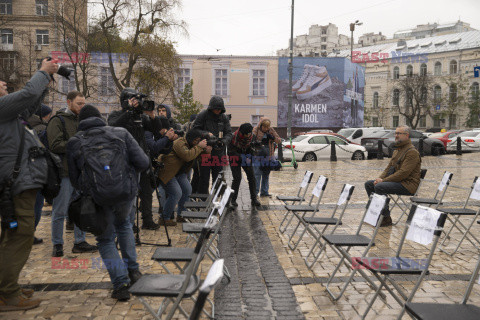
[438,172,451,192]
[406,206,441,246]
[364,194,386,226]
[301,171,313,188]
[312,176,327,197]
[337,184,353,206]
[470,179,480,201]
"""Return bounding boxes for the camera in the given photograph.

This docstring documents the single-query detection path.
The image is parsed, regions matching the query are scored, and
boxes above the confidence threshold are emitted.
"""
[202,134,224,150]
[174,130,185,137]
[143,100,155,112]
[45,57,73,80]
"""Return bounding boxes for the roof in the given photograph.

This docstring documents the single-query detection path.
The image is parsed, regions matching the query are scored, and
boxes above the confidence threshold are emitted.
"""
[329,30,480,58]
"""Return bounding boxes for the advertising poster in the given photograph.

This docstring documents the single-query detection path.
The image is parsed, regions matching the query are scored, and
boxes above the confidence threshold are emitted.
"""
[277,57,365,128]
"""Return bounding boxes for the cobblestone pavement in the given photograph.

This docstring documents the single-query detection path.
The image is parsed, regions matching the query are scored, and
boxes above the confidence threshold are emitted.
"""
[1,153,480,319]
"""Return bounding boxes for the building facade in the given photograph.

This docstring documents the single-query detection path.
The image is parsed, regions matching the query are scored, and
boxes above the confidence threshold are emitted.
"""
[394,21,475,39]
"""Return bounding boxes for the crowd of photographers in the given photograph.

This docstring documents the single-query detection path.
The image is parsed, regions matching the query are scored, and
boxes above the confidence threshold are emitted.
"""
[0,59,282,310]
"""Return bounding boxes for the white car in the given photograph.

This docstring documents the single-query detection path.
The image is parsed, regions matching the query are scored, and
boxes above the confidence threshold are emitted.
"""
[446,131,480,152]
[282,133,367,161]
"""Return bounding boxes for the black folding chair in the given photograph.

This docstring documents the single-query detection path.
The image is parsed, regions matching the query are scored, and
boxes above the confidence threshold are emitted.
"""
[438,176,480,256]
[184,174,225,210]
[358,205,447,319]
[181,181,226,221]
[189,173,223,201]
[405,253,480,320]
[410,171,453,209]
[392,169,428,225]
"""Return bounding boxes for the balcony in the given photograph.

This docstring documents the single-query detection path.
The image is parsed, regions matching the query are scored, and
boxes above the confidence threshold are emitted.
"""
[0,43,14,51]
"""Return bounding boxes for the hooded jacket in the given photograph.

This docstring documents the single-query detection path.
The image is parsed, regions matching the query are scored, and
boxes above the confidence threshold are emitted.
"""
[0,70,51,196]
[46,108,80,177]
[161,104,181,130]
[66,117,149,197]
[252,117,281,157]
[193,103,232,155]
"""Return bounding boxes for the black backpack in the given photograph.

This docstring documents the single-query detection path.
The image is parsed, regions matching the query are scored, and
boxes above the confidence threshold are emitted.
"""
[77,127,136,206]
[41,151,63,203]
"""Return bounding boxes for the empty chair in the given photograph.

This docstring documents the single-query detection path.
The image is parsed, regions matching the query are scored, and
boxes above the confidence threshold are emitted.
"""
[189,173,224,201]
[181,181,227,221]
[410,171,453,209]
[183,174,225,210]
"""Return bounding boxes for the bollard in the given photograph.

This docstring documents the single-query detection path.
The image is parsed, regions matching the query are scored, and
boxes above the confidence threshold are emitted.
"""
[330,141,337,162]
[456,136,462,156]
[418,138,424,157]
[377,140,384,160]
[278,142,283,163]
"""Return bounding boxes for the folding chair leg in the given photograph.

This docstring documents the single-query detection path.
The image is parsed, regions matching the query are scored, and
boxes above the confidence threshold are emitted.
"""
[440,214,480,255]
[139,297,163,320]
[361,278,385,320]
[280,211,296,234]
[306,239,327,270]
[289,223,308,251]
[287,217,304,250]
[279,210,292,233]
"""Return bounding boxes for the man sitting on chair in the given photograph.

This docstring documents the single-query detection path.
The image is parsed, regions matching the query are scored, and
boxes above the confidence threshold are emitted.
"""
[365,125,421,227]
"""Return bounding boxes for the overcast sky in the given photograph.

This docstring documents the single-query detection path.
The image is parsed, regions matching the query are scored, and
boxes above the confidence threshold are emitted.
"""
[170,0,480,56]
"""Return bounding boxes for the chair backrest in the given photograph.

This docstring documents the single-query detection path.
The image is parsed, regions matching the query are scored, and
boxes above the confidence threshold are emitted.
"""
[307,175,328,208]
[414,169,428,196]
[467,176,480,203]
[324,183,355,221]
[434,171,453,200]
[297,170,314,199]
[189,259,225,320]
[356,193,390,235]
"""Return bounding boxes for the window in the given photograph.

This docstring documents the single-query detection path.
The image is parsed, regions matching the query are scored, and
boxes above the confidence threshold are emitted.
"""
[434,85,442,101]
[251,115,263,127]
[393,89,400,106]
[434,62,442,75]
[419,115,426,128]
[326,135,347,145]
[420,86,427,104]
[406,65,413,77]
[471,82,479,100]
[410,131,424,139]
[433,115,441,127]
[308,136,328,144]
[321,37,326,42]
[36,0,48,16]
[406,88,413,106]
[449,60,457,74]
[373,92,379,108]
[372,117,379,127]
[321,45,326,50]
[449,114,457,128]
[176,68,191,93]
[252,69,265,96]
[214,69,228,96]
[0,52,15,70]
[393,66,399,79]
[449,84,457,102]
[1,28,12,44]
[99,67,115,96]
[36,30,49,45]
[0,0,12,15]
[420,63,427,76]
[392,115,399,127]
[321,29,326,35]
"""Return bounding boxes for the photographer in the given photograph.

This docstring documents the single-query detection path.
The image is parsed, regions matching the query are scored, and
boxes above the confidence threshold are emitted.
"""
[156,129,211,226]
[108,88,157,230]
[157,104,182,131]
[193,96,232,194]
[252,118,281,197]
[0,59,57,311]
[228,123,261,208]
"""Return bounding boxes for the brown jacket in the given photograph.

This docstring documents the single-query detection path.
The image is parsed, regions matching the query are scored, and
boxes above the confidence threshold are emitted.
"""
[252,117,281,156]
[157,137,205,185]
[379,140,421,194]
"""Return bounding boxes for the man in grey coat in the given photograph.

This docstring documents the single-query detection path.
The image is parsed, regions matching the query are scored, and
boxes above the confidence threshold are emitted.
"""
[0,59,58,312]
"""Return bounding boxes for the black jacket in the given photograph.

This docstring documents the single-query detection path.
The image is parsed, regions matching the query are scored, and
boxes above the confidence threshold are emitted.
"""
[193,105,232,155]
[107,109,150,152]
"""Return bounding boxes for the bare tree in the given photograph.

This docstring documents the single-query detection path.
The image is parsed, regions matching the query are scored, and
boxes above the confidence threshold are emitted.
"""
[440,74,469,129]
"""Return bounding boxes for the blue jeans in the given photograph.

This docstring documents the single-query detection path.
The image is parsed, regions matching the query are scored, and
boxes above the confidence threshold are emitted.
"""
[254,166,270,196]
[34,191,44,229]
[95,199,138,290]
[51,177,86,245]
[364,180,413,217]
[162,173,191,220]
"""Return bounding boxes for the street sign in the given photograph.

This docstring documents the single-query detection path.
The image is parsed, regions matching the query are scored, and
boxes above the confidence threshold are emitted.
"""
[474,66,480,78]
[435,104,441,111]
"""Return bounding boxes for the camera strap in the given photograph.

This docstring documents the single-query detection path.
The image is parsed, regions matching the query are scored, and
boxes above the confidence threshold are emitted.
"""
[12,121,26,181]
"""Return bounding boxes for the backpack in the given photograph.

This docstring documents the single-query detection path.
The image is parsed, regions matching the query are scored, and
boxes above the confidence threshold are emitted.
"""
[68,192,107,236]
[41,150,63,203]
[41,115,67,149]
[77,127,136,206]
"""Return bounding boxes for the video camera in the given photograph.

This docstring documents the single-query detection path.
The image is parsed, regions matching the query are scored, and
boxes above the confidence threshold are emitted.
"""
[143,100,156,112]
[122,89,148,114]
[201,133,224,150]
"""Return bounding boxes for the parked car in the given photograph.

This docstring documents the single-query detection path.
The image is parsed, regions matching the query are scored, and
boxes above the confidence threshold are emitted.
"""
[294,129,333,136]
[337,127,385,144]
[360,130,446,158]
[428,130,464,148]
[282,133,367,161]
[445,131,480,152]
[360,130,393,159]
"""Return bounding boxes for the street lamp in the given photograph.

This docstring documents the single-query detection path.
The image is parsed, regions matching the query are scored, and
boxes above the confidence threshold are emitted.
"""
[350,20,363,61]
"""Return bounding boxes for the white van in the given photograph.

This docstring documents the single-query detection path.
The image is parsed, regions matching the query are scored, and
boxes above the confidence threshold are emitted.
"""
[337,127,385,144]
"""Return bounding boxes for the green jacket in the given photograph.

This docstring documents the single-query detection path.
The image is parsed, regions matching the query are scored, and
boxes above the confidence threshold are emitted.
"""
[157,137,205,185]
[380,140,421,194]
[46,108,79,177]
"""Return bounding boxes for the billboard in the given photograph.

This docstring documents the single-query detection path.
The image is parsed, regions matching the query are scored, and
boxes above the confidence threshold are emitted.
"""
[277,57,365,128]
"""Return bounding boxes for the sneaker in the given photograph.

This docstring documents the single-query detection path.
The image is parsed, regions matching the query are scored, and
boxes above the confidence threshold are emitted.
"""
[159,219,177,227]
[72,241,98,253]
[128,269,143,285]
[0,295,41,312]
[296,65,332,101]
[52,244,63,257]
[260,193,272,198]
[111,284,130,301]
[176,216,187,223]
[380,216,393,227]
[251,198,261,207]
[66,219,74,231]
[33,237,43,245]
[292,64,313,92]
[141,220,160,230]
[230,200,238,208]
[21,289,34,299]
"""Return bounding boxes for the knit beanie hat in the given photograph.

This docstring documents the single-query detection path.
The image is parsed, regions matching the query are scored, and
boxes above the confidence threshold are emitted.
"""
[36,104,52,118]
[239,123,253,135]
[79,104,101,121]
